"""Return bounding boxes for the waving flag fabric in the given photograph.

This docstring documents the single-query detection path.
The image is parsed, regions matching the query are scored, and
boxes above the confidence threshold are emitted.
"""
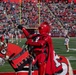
[3,0,21,3]
[2,0,76,3]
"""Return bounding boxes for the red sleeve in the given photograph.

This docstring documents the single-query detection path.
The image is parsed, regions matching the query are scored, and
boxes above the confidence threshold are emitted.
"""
[26,39,46,47]
[22,28,30,38]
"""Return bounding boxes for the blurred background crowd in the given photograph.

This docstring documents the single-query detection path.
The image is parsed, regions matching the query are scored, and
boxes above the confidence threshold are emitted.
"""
[0,0,76,40]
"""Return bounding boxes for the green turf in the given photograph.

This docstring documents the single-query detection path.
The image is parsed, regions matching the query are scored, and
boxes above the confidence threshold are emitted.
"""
[53,37,76,70]
[0,37,76,72]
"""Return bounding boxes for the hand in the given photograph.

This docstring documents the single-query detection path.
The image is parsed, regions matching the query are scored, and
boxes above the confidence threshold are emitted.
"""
[18,25,23,30]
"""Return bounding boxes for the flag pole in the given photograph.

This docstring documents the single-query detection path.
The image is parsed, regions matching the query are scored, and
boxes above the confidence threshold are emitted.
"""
[38,0,41,26]
[19,0,22,24]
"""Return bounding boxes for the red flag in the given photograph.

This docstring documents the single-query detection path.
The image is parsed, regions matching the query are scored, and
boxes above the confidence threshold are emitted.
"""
[74,0,76,3]
[19,0,22,4]
[3,0,21,3]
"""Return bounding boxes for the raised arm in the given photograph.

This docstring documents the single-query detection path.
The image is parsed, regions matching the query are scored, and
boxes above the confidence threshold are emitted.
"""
[18,25,30,38]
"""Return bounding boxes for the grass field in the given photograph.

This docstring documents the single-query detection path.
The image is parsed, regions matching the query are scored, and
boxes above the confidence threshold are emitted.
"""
[0,37,76,72]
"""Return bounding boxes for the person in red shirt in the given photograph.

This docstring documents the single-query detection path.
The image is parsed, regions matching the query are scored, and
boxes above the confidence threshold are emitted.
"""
[18,22,55,75]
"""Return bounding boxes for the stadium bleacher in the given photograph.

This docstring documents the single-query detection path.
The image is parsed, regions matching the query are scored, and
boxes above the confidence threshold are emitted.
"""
[0,0,76,37]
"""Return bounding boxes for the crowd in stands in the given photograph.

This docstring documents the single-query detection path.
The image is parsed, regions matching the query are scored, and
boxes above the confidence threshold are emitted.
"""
[0,0,76,38]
